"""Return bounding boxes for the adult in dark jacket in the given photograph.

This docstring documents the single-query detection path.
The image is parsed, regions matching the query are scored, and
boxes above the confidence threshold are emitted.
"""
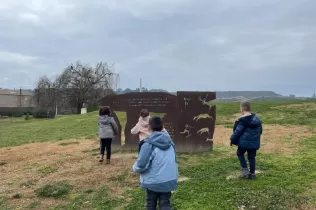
[230,101,262,180]
[98,106,119,164]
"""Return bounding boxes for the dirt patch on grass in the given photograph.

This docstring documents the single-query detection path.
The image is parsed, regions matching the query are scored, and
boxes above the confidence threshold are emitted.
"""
[0,139,138,209]
[271,103,316,111]
[217,113,263,125]
[214,125,314,154]
[292,204,316,210]
[178,176,190,182]
[226,170,264,180]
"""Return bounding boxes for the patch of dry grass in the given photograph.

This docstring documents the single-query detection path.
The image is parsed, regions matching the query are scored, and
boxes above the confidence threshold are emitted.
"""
[0,139,138,209]
[271,103,316,111]
[214,125,314,154]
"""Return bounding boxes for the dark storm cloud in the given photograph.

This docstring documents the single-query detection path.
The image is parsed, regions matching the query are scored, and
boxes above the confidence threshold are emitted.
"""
[0,0,315,96]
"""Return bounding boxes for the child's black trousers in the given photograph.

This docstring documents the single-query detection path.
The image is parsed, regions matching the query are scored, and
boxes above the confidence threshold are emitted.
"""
[100,138,112,160]
[146,189,171,210]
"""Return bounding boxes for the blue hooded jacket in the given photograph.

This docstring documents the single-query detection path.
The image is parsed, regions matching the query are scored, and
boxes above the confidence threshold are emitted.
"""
[230,114,262,150]
[132,132,178,193]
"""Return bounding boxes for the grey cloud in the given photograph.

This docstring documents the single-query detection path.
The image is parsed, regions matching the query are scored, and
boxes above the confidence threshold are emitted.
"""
[0,0,315,96]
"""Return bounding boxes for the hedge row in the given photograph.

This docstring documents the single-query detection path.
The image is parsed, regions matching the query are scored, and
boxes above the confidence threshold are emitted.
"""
[0,108,34,117]
[87,107,98,113]
[0,108,55,118]
[33,110,56,118]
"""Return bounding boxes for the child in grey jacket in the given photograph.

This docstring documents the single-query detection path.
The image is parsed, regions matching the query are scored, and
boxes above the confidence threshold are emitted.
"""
[98,106,119,164]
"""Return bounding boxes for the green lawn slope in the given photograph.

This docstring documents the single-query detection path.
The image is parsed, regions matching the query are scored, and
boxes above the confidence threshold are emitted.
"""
[0,101,316,209]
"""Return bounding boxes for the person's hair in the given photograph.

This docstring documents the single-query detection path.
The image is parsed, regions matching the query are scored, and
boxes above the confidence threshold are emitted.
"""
[240,101,251,112]
[140,109,149,118]
[99,106,111,116]
[149,116,163,132]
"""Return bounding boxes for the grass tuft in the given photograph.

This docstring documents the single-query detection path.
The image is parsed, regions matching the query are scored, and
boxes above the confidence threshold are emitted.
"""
[26,201,40,209]
[20,179,38,188]
[35,182,72,198]
[38,165,58,175]
[12,193,22,199]
[59,141,80,146]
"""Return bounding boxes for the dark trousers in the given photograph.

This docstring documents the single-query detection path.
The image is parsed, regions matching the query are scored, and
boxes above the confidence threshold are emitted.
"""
[146,190,171,210]
[100,138,112,160]
[237,148,257,174]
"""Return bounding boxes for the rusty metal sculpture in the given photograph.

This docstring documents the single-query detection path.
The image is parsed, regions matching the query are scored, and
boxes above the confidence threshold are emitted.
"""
[99,91,216,152]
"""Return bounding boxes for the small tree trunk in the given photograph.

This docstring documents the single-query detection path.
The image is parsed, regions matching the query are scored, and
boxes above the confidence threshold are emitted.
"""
[77,105,82,114]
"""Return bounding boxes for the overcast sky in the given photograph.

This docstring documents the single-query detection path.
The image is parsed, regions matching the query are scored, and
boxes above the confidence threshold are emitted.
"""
[0,0,315,96]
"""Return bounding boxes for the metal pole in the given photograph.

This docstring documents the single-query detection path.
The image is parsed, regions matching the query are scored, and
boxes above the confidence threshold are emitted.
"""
[140,78,142,92]
[115,74,118,92]
[20,87,22,107]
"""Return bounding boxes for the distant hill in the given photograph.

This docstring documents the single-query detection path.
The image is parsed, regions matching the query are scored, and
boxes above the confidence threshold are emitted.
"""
[115,89,312,101]
[216,91,281,98]
[215,91,311,102]
[116,88,167,94]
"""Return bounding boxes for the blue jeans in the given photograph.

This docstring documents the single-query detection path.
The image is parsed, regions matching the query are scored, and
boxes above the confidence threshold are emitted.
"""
[237,148,257,174]
[146,190,171,210]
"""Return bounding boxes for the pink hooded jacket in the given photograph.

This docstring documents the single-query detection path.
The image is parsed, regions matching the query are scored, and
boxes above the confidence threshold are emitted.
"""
[131,116,167,141]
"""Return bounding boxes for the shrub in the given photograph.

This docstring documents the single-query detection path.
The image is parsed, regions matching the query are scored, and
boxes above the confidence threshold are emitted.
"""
[87,107,98,113]
[33,109,56,119]
[11,111,24,117]
[35,182,72,198]
[25,113,30,120]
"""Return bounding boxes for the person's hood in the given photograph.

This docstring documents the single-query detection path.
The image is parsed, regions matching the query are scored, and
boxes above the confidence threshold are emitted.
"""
[147,131,174,150]
[239,113,261,128]
[99,115,112,125]
[138,116,150,128]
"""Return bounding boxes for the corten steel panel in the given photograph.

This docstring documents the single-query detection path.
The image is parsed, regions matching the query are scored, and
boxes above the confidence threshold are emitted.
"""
[175,91,216,152]
[161,108,178,142]
[123,108,141,150]
[100,92,178,150]
[99,92,177,112]
[100,91,216,152]
[110,110,122,148]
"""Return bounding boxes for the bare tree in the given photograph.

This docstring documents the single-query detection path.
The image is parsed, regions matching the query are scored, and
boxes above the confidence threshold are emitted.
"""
[34,76,56,109]
[35,61,116,114]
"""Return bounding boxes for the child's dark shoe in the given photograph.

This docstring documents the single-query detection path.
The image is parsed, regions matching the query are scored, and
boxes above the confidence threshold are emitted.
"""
[248,174,256,180]
[99,159,104,163]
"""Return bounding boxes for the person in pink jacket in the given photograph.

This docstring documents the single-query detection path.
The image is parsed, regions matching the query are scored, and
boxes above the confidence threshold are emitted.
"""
[131,109,167,152]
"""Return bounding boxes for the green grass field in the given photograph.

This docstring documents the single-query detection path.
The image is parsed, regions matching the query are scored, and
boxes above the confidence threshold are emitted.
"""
[1,101,316,209]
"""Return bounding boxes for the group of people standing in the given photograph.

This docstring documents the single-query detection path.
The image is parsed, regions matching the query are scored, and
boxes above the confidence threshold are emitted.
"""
[98,101,262,209]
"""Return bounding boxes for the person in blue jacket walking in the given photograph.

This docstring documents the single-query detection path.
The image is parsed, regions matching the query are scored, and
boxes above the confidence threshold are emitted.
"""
[230,101,262,180]
[132,116,178,210]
